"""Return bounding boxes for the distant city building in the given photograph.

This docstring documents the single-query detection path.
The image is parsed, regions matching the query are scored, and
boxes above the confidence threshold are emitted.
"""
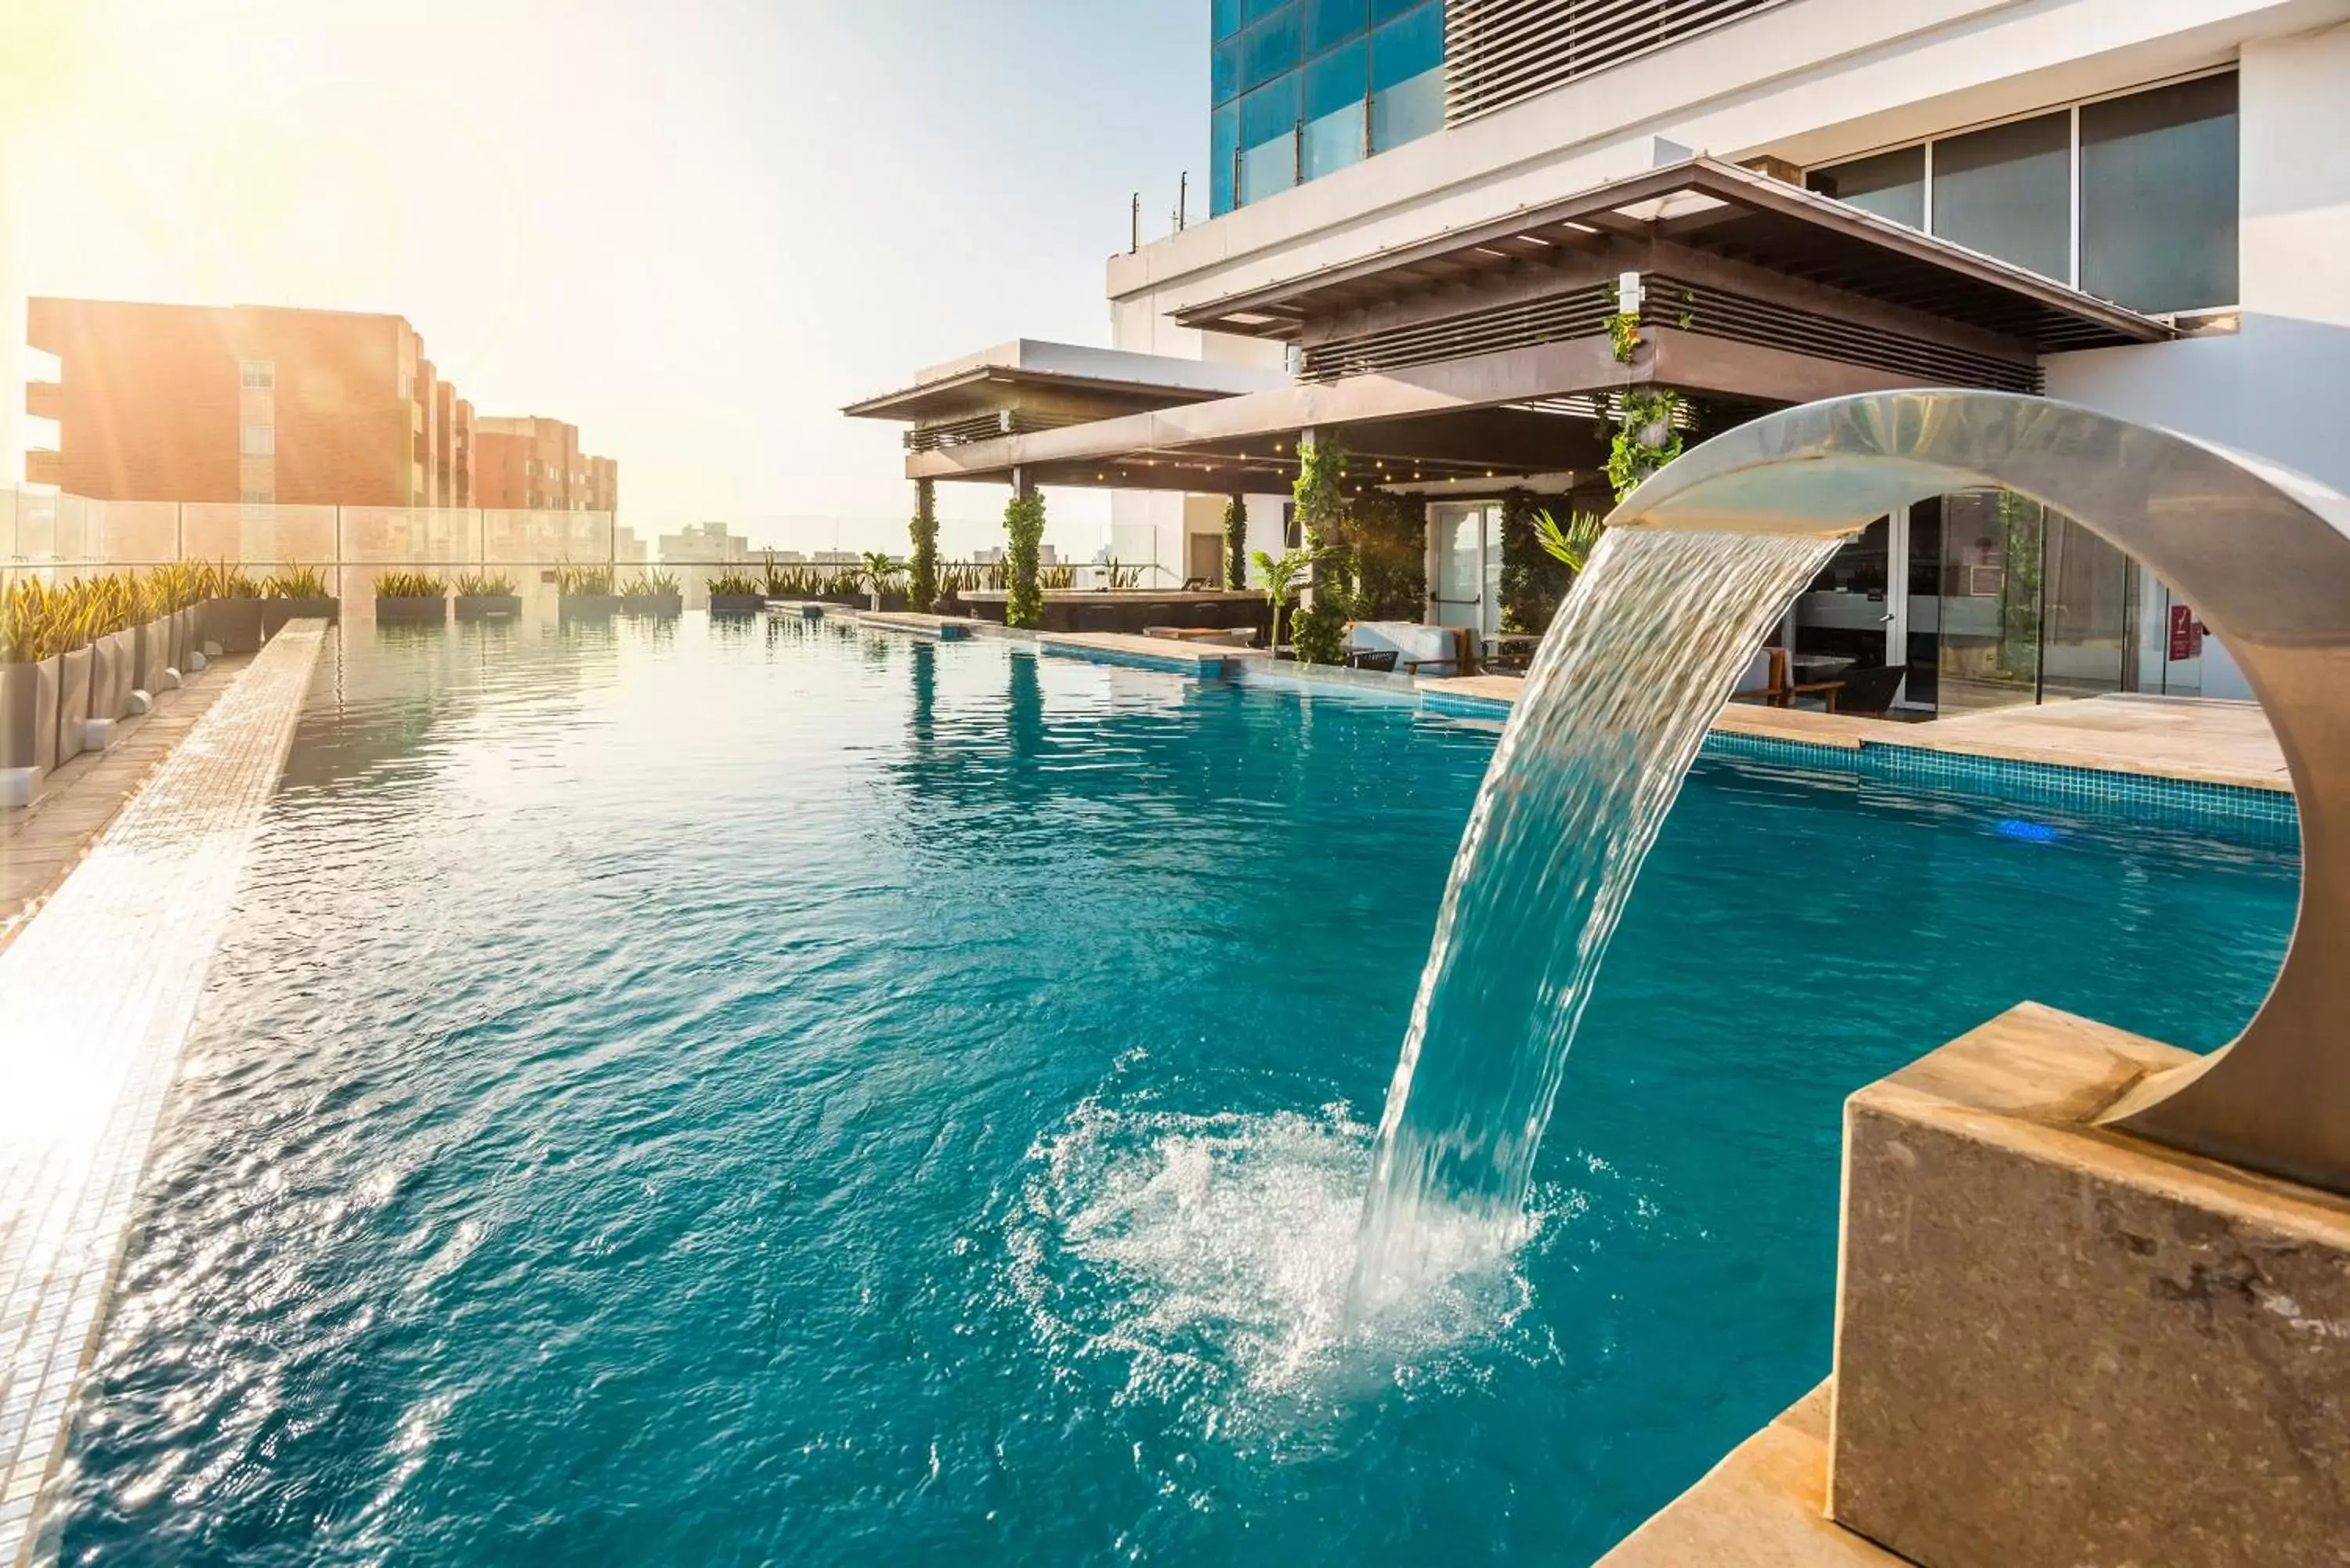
[26,298,477,507]
[24,297,618,516]
[658,521,749,562]
[474,417,619,513]
[614,525,648,565]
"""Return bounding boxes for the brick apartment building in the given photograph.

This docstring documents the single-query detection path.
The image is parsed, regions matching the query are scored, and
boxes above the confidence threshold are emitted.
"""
[24,298,613,513]
[473,416,620,513]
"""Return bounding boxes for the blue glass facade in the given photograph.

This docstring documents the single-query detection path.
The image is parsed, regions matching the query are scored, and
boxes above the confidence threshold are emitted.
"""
[1212,0,1446,215]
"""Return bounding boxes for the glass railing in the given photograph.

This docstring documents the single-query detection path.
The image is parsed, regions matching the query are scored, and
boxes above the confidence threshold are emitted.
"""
[1238,131,1298,207]
[1302,101,1366,182]
[1371,66,1444,154]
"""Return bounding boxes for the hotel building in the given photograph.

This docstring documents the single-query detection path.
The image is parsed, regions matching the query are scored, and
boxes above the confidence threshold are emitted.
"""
[853,0,2350,710]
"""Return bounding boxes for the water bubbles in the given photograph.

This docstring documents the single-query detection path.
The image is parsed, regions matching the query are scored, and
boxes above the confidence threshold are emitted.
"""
[1003,1098,1545,1439]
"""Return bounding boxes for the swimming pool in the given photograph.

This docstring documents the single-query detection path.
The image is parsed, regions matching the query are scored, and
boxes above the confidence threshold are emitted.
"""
[63,616,2295,1565]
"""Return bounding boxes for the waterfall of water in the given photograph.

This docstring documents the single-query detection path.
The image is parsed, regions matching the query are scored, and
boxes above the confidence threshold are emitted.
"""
[1350,526,1842,1310]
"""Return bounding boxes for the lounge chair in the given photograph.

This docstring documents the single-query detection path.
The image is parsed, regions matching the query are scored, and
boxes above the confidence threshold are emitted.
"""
[1823,663,1908,717]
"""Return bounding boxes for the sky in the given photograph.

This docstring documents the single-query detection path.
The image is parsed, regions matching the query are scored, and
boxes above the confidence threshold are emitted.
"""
[0,0,1206,556]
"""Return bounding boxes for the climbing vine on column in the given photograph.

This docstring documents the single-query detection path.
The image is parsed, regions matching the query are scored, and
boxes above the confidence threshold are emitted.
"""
[1005,488,1047,628]
[1221,494,1248,590]
[1289,437,1356,664]
[908,479,940,612]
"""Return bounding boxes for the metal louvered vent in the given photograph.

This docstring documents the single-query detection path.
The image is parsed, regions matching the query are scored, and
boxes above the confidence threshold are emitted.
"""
[904,410,1094,452]
[1651,276,2045,395]
[1299,285,1618,383]
[1300,276,2042,395]
[1447,0,1797,124]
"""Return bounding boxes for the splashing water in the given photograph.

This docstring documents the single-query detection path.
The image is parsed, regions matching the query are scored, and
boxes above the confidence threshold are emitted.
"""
[1351,526,1841,1309]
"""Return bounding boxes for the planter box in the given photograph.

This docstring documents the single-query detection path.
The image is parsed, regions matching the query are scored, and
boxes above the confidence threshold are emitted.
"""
[560,594,624,619]
[135,617,169,695]
[375,595,449,625]
[0,657,60,779]
[204,597,266,656]
[709,593,767,616]
[99,629,136,719]
[454,594,522,623]
[167,608,190,674]
[261,597,340,638]
[622,593,684,618]
[55,645,92,764]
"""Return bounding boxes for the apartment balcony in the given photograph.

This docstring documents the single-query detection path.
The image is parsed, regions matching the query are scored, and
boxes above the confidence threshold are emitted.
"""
[24,450,63,487]
[24,381,63,422]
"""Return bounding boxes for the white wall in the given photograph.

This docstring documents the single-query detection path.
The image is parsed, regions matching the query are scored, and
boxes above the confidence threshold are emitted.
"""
[2044,19,2350,700]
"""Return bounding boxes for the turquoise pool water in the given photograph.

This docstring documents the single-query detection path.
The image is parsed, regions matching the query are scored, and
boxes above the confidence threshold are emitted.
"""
[65,618,2296,1565]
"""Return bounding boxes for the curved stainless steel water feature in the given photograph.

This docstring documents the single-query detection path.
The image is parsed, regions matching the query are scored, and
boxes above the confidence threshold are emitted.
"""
[1607,389,2350,1196]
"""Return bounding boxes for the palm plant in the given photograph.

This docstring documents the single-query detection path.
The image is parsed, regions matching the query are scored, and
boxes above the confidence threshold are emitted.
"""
[858,551,901,611]
[1251,548,1309,654]
[1533,509,1607,573]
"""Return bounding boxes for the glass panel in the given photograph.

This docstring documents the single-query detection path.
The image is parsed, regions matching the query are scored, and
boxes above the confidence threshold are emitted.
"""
[2081,74,2239,313]
[1244,0,1291,23]
[2041,513,2131,699]
[1372,0,1425,21]
[1432,504,1480,620]
[1240,130,1299,205]
[1792,516,1893,674]
[1213,35,1242,104]
[1212,102,1240,215]
[1303,35,1367,120]
[1370,65,1444,152]
[1303,101,1365,180]
[1240,5,1303,94]
[1936,490,2043,715]
[1238,71,1299,149]
[1369,1,1443,91]
[1806,146,1925,229]
[1931,112,2071,281]
[1305,0,1369,54]
[1903,498,1941,708]
[93,500,177,565]
[1214,0,1246,42]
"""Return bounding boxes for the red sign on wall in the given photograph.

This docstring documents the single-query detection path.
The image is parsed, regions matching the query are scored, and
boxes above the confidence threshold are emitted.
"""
[2168,603,2205,662]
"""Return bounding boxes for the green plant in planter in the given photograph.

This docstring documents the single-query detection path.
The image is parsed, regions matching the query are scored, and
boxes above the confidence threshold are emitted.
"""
[1221,494,1248,589]
[1607,388,1688,500]
[1003,490,1047,628]
[454,571,518,597]
[629,567,682,597]
[908,480,940,612]
[2,580,79,663]
[262,563,330,599]
[375,571,447,598]
[1103,560,1143,590]
[555,563,615,597]
[707,568,763,596]
[1250,548,1308,653]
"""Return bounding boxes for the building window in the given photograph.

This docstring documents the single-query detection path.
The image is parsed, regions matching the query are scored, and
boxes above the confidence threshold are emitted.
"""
[241,423,275,457]
[241,486,275,505]
[1803,146,1923,229]
[1215,0,1443,213]
[2081,72,2239,316]
[240,358,276,390]
[1805,71,2240,314]
[1931,111,2071,284]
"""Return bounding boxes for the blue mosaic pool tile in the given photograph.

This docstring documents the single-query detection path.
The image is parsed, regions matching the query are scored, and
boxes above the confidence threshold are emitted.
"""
[1860,743,2300,849]
[1418,691,1517,722]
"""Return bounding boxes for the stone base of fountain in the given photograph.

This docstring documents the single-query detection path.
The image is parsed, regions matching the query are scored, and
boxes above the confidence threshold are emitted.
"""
[1601,1002,2350,1568]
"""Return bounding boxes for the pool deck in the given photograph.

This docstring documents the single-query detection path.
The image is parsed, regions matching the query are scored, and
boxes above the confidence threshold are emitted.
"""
[0,654,252,957]
[1421,677,2291,796]
[0,623,325,1567]
[1034,630,1272,678]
